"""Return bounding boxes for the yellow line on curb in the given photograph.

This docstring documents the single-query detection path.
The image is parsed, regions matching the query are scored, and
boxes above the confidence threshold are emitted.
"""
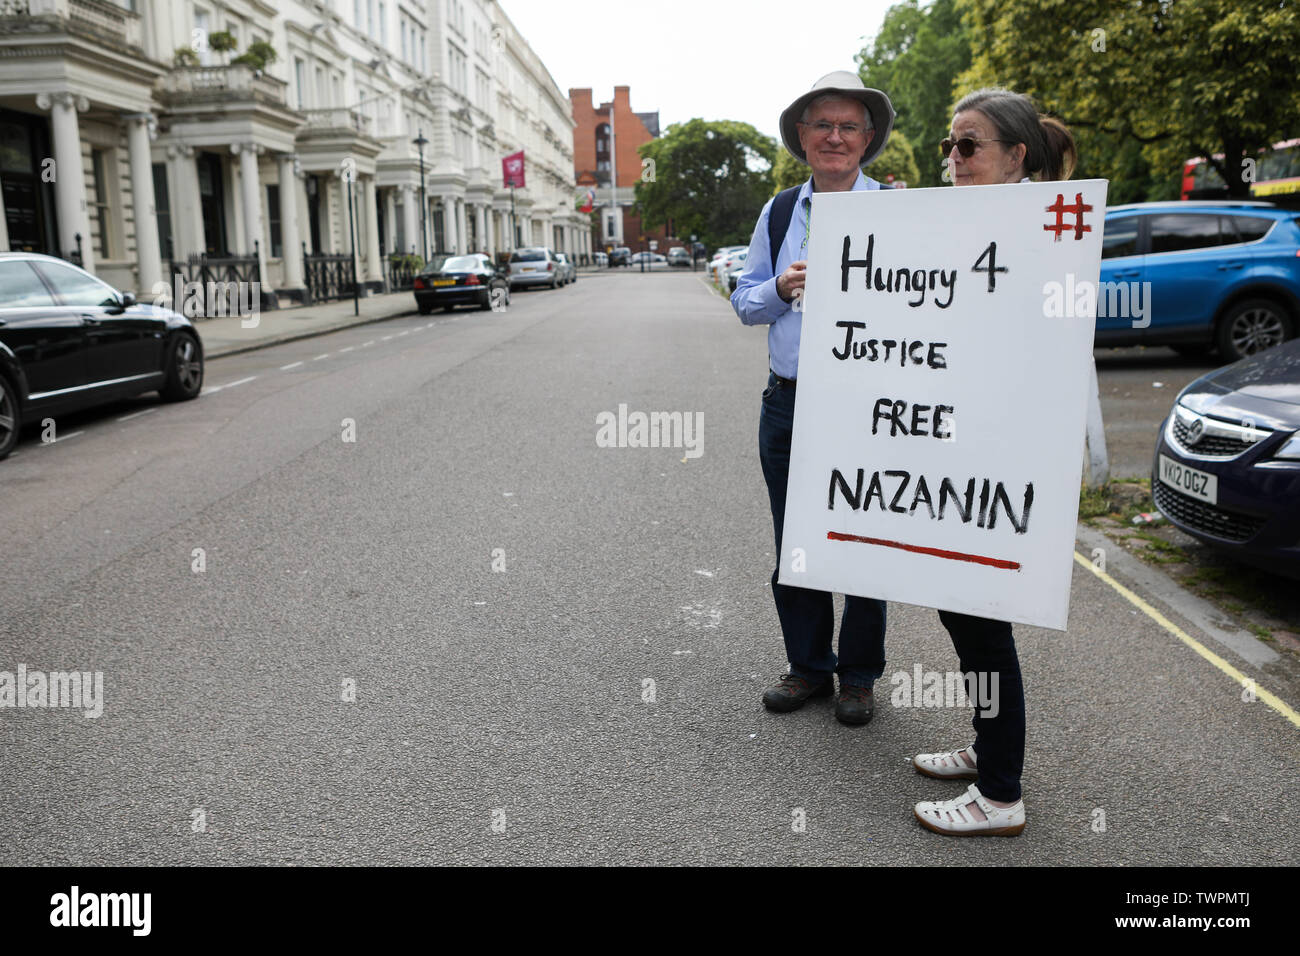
[1073,551,1300,729]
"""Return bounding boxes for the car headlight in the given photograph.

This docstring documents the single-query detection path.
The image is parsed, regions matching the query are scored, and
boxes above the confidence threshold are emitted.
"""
[1275,434,1300,460]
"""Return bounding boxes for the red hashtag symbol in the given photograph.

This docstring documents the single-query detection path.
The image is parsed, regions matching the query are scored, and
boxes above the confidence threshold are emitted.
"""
[1044,193,1093,241]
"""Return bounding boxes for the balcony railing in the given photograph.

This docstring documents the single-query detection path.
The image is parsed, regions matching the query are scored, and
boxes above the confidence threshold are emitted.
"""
[2,0,142,49]
[300,108,373,137]
[161,65,288,107]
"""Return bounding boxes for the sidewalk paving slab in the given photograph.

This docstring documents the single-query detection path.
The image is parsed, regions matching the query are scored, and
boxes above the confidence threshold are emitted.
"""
[197,290,419,360]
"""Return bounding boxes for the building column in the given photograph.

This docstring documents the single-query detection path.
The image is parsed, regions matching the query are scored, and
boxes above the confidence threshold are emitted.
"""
[474,204,486,255]
[233,142,268,285]
[402,185,418,255]
[37,92,94,272]
[485,207,495,256]
[278,153,304,289]
[383,187,397,254]
[455,198,468,254]
[124,113,162,293]
[441,195,457,253]
[363,176,382,282]
[166,144,203,259]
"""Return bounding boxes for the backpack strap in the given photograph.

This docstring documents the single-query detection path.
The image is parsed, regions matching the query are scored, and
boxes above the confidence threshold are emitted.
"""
[768,185,801,273]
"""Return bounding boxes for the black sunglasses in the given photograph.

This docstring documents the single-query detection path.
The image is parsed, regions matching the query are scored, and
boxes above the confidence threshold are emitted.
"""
[941,136,1014,158]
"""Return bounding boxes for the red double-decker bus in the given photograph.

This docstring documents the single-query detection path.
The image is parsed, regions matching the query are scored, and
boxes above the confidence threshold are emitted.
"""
[1181,139,1300,206]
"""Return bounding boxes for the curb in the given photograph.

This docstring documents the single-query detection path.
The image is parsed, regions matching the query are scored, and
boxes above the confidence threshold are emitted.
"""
[203,305,419,360]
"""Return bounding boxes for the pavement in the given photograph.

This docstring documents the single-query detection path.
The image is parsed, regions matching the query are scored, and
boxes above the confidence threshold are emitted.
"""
[2,270,1296,866]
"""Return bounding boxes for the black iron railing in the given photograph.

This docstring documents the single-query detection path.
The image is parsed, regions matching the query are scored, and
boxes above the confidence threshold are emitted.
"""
[384,254,420,292]
[168,242,262,315]
[303,243,356,302]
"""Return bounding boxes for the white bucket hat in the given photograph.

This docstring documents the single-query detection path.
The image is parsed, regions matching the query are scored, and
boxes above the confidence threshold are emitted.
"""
[780,71,896,167]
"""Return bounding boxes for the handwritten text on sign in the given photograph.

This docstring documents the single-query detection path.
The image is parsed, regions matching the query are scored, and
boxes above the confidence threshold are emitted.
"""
[779,181,1108,630]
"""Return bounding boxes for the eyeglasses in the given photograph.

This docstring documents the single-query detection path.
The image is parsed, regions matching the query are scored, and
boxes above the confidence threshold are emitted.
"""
[799,121,867,139]
[941,136,1014,157]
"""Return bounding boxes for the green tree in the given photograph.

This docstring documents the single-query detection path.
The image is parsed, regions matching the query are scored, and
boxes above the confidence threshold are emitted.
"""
[857,0,972,187]
[635,119,777,249]
[771,128,919,193]
[955,0,1300,199]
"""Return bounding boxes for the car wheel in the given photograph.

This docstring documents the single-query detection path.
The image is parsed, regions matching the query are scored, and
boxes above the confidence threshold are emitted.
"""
[160,333,203,401]
[478,290,492,311]
[0,374,21,461]
[417,303,433,315]
[550,276,558,289]
[1216,297,1293,361]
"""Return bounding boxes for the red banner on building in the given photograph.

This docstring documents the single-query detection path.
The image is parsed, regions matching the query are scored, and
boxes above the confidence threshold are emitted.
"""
[503,151,526,188]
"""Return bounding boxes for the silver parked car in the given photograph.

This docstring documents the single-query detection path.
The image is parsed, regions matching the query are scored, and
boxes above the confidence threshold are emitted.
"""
[508,247,561,290]
[553,252,577,285]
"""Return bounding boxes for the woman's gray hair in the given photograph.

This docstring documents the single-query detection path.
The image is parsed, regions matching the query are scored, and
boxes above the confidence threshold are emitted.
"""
[953,87,1076,181]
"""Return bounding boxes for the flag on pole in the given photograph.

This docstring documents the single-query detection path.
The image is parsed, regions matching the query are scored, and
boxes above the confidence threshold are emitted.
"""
[503,151,526,188]
[577,187,595,212]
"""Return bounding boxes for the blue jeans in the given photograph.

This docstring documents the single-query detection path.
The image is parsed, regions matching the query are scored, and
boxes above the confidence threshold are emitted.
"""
[758,372,887,687]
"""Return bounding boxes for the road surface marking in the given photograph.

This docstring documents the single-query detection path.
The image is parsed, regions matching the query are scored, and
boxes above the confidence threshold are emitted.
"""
[279,361,303,371]
[1073,551,1300,730]
[116,407,158,422]
[362,340,375,347]
[396,330,409,337]
[381,335,393,341]
[41,431,84,445]
[339,346,354,353]
[313,353,330,361]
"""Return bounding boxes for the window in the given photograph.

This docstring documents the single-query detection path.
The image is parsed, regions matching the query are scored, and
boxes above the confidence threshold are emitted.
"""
[90,148,112,260]
[0,260,55,309]
[1231,215,1274,243]
[266,184,282,258]
[354,0,362,30]
[31,259,118,308]
[152,163,173,260]
[378,2,386,43]
[1148,214,1227,255]
[400,20,407,62]
[316,65,326,108]
[1101,217,1139,259]
[419,34,426,72]
[194,8,211,66]
[295,58,307,110]
[366,0,374,37]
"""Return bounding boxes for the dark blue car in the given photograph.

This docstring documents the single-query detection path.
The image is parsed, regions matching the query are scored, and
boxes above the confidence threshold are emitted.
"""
[1152,338,1300,577]
[1098,201,1300,361]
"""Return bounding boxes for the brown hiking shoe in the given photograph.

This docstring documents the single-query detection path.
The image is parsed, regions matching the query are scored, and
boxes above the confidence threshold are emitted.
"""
[762,673,834,712]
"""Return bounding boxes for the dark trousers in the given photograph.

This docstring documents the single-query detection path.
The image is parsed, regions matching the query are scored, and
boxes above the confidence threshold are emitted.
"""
[758,373,886,687]
[937,610,1025,802]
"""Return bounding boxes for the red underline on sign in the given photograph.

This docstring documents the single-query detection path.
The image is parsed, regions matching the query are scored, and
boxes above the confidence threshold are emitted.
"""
[826,531,1021,570]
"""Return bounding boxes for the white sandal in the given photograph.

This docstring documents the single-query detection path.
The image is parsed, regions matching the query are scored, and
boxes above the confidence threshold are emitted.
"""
[912,745,978,780]
[914,783,1025,837]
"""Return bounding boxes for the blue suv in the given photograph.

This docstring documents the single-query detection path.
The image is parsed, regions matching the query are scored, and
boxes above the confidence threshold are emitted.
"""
[1097,201,1300,361]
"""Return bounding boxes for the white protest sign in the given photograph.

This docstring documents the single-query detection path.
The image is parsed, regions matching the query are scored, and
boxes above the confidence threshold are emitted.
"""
[779,180,1108,630]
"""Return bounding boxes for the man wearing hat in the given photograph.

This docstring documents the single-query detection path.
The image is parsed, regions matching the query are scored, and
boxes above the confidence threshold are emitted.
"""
[731,72,896,725]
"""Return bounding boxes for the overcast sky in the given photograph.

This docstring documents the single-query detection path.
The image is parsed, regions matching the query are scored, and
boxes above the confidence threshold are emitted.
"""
[496,0,898,143]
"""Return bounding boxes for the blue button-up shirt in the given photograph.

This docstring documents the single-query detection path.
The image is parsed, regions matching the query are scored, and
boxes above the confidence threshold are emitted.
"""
[730,171,883,379]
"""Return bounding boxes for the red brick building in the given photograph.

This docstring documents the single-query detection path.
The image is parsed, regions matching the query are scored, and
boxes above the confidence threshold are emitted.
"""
[570,86,679,254]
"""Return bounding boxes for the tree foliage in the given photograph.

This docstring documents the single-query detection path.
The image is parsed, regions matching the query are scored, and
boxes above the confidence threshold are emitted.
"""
[857,0,971,187]
[634,119,777,249]
[955,0,1300,198]
[634,119,774,248]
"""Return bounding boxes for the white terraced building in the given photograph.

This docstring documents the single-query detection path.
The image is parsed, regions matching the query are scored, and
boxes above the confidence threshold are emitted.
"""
[0,0,591,303]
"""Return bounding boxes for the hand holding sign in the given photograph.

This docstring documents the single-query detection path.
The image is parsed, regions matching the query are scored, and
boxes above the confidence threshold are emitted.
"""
[779,180,1108,630]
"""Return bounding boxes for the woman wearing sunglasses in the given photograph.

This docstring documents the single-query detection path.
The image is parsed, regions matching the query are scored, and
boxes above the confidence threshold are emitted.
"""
[911,88,1077,837]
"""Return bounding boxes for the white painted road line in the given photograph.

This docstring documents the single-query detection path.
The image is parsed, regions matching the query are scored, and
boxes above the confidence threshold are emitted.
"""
[280,361,304,371]
[117,407,158,423]
[396,331,409,337]
[381,335,393,341]
[41,431,85,445]
[313,353,330,361]
[362,340,375,347]
[204,375,257,396]
[339,346,354,353]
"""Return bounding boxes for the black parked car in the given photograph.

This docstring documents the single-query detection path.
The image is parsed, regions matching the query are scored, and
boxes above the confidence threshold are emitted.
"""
[1152,338,1300,577]
[414,253,510,313]
[0,252,204,460]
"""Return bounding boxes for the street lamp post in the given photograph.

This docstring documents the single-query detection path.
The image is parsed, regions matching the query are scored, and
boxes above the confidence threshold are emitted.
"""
[346,171,360,316]
[414,130,429,262]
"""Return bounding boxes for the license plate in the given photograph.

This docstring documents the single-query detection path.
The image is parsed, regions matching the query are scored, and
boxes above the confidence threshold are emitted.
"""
[432,279,456,286]
[521,266,537,272]
[1158,454,1217,504]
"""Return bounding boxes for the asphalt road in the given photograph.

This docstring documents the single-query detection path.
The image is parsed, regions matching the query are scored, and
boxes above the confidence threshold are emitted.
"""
[1,272,1295,865]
